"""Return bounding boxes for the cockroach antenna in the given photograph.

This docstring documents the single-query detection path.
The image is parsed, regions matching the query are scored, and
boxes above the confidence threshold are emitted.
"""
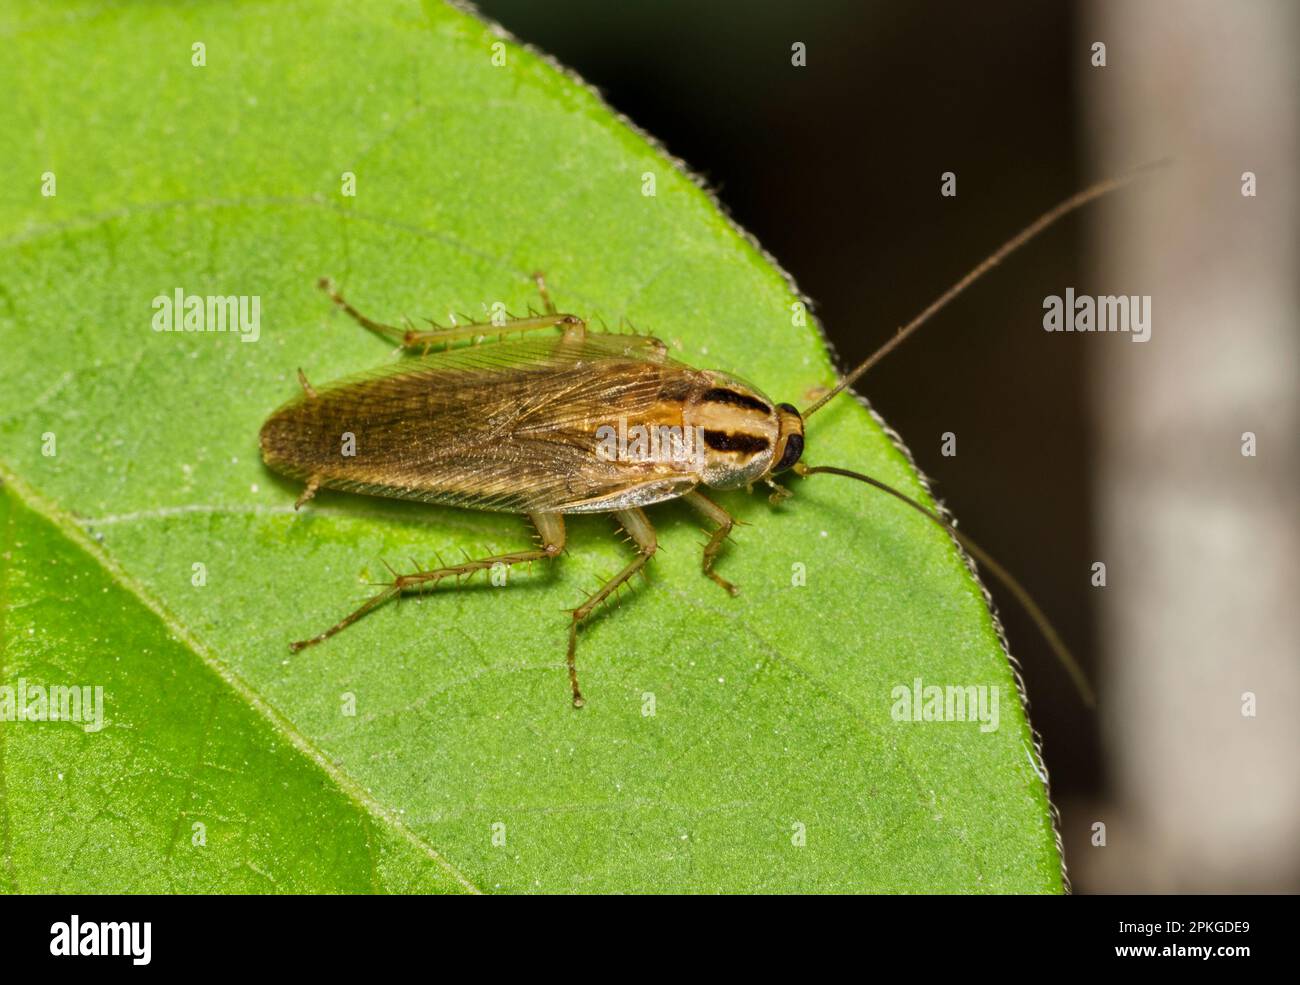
[794,461,1097,708]
[802,161,1169,420]
[270,165,1166,708]
[796,162,1169,708]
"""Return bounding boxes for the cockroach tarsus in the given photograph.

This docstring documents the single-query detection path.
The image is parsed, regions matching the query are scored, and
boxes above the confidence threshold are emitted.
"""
[261,171,1156,708]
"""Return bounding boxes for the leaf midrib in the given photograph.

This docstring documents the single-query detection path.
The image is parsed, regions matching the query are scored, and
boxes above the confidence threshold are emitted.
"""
[0,488,18,892]
[0,461,483,895]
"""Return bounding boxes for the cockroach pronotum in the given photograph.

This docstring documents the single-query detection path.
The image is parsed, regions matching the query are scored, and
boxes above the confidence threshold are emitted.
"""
[261,170,1154,707]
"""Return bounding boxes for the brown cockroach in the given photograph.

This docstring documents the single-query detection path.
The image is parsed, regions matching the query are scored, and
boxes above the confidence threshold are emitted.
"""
[260,173,1147,706]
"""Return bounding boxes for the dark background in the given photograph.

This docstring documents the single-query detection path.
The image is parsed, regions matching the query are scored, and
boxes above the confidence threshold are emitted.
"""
[477,0,1102,879]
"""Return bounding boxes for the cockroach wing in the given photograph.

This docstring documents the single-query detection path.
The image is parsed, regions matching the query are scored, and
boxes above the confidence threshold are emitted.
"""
[260,333,707,513]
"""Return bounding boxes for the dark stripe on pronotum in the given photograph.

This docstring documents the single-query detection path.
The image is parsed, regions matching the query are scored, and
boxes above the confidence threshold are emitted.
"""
[700,387,771,414]
[703,430,770,454]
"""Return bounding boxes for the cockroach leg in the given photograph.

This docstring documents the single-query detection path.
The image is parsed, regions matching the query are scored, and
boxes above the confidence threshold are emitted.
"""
[566,508,658,708]
[294,475,321,511]
[683,490,739,596]
[289,512,566,654]
[296,368,318,399]
[404,311,585,349]
[318,276,582,350]
[531,270,557,315]
[559,315,586,344]
[317,277,411,345]
[764,478,793,506]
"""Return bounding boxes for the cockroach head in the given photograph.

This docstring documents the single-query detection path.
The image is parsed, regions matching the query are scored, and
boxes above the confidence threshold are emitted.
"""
[768,402,805,475]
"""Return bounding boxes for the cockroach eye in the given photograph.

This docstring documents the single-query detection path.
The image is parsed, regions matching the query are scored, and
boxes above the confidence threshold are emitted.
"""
[774,433,804,473]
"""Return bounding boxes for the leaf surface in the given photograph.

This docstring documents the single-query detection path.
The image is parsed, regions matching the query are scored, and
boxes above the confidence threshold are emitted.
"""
[0,0,1062,892]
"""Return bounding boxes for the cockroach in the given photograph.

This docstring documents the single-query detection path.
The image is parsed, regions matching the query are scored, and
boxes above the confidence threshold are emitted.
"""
[261,171,1150,707]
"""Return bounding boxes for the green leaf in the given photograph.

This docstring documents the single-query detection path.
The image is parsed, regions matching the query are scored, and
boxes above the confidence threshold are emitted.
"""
[0,0,1062,892]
